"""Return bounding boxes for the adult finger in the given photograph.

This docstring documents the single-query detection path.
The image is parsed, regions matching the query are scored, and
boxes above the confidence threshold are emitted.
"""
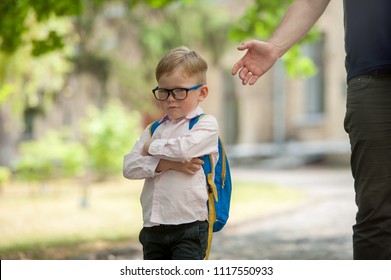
[248,74,260,85]
[240,68,253,85]
[237,41,251,51]
[231,60,244,75]
[239,66,249,81]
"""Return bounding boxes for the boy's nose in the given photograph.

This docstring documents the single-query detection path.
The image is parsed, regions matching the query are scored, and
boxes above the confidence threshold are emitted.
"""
[167,93,176,101]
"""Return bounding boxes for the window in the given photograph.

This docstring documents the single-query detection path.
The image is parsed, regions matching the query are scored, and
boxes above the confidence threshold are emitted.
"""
[301,35,325,124]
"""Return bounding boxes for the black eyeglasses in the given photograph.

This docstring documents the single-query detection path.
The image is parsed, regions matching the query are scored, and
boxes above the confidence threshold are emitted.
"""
[152,84,203,101]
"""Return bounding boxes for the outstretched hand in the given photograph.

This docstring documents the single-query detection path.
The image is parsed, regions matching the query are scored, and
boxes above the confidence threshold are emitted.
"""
[231,40,281,85]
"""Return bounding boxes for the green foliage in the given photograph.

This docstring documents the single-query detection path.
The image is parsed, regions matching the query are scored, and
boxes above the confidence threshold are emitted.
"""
[229,0,321,78]
[80,101,141,180]
[0,0,82,55]
[0,0,188,55]
[0,166,11,185]
[0,16,75,119]
[229,0,293,42]
[15,131,86,182]
[0,84,13,106]
[128,0,186,8]
[283,46,318,77]
[31,31,65,57]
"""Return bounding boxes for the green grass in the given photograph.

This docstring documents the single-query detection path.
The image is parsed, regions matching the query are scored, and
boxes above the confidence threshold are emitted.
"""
[0,178,304,259]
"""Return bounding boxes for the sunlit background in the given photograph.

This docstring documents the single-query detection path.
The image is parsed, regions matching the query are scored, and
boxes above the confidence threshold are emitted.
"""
[0,0,354,260]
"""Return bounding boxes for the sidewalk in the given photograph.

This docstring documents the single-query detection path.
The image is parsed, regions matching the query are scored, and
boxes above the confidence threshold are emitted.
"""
[209,165,356,260]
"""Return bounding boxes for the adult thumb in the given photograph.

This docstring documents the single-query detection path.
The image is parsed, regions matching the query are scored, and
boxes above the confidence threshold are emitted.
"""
[237,41,250,51]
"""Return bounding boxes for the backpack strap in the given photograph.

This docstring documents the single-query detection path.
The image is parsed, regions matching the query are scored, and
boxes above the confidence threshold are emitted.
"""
[189,113,205,129]
[150,120,163,136]
[204,153,217,260]
[188,114,218,259]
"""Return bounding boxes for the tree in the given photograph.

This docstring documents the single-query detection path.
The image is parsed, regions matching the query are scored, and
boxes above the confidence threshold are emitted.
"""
[0,0,82,55]
[0,0,184,56]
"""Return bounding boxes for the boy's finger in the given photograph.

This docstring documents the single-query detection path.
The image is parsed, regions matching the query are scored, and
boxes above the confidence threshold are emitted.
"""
[192,158,204,164]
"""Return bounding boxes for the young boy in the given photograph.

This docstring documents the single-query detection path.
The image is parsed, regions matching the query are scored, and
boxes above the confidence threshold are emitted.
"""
[123,46,219,260]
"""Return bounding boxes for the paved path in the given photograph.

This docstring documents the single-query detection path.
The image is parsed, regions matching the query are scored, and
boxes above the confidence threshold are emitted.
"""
[87,165,357,260]
[209,165,356,260]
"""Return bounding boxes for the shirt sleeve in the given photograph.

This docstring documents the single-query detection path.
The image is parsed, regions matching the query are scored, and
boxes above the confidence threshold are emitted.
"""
[147,115,219,162]
[123,125,160,180]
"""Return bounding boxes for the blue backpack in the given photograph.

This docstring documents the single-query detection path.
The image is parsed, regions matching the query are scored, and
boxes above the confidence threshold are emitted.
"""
[150,114,232,258]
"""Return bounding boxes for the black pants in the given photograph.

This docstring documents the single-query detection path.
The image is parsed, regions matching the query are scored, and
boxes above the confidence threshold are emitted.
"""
[139,220,208,260]
[344,74,391,259]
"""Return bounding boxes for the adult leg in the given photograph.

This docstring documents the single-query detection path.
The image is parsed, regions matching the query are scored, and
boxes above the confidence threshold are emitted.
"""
[344,75,391,259]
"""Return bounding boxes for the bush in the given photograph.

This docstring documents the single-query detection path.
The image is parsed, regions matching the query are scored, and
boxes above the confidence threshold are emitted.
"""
[15,130,86,182]
[0,166,11,193]
[80,100,141,180]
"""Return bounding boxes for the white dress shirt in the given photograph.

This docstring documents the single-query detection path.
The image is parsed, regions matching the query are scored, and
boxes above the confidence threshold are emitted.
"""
[123,106,219,227]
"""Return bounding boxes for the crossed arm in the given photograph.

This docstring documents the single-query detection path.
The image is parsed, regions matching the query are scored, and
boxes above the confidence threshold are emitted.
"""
[123,117,218,179]
[143,135,205,175]
[156,158,204,175]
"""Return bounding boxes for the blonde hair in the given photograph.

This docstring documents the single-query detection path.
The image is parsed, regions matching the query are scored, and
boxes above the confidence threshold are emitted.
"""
[155,46,208,84]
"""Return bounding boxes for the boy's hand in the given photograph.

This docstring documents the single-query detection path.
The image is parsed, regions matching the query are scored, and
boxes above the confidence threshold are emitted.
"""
[156,158,204,175]
[175,158,204,175]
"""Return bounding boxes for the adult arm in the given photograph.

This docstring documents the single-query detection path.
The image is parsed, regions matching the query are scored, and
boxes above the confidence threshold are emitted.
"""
[232,0,331,85]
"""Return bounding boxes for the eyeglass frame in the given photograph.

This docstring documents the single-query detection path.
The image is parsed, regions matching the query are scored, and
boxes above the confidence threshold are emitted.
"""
[152,84,203,101]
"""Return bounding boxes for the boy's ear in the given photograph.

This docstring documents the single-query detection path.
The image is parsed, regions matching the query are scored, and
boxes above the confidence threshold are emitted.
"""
[198,85,208,101]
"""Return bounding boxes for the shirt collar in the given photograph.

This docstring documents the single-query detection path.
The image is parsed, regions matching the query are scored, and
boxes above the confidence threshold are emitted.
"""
[159,106,204,123]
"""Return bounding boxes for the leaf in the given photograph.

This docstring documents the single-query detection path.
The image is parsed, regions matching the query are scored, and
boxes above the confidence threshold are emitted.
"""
[31,31,65,56]
[0,84,14,105]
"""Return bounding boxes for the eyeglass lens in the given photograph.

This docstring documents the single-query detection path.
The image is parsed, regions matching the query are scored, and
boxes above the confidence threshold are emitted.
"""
[155,89,187,100]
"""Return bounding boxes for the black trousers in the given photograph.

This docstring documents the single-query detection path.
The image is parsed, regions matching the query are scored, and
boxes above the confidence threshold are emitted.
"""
[344,74,391,259]
[139,220,208,260]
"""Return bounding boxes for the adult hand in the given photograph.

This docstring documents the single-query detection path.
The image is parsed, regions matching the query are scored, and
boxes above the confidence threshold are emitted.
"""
[231,40,281,85]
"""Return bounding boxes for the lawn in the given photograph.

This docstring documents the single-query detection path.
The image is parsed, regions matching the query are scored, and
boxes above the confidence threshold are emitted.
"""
[0,177,304,259]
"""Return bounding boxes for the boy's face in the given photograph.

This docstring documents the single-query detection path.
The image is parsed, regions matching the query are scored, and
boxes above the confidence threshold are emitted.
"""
[157,69,208,120]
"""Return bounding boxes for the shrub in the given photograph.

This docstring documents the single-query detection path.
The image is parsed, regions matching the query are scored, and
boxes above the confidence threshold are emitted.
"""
[80,100,141,180]
[0,166,11,193]
[15,130,86,182]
